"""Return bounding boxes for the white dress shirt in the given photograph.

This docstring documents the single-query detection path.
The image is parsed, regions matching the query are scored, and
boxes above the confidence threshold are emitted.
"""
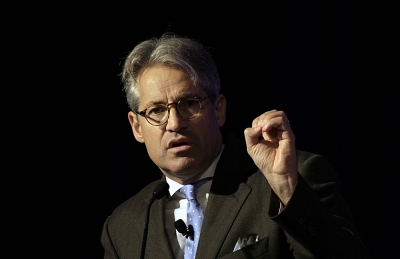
[165,145,224,259]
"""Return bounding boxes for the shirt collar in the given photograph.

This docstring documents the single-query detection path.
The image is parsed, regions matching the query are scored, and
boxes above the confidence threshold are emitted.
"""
[166,144,224,197]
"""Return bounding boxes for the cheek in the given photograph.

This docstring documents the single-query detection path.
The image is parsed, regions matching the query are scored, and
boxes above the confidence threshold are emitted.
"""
[142,129,163,151]
[201,110,221,129]
[195,114,222,140]
[143,136,164,163]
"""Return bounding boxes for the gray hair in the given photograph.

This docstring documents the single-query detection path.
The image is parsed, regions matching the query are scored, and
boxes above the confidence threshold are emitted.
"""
[121,33,221,111]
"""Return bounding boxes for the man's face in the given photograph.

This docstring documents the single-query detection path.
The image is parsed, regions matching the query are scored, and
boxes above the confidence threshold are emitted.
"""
[128,64,226,184]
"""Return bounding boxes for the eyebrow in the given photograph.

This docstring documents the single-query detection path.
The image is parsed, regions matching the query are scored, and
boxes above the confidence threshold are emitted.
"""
[146,93,202,106]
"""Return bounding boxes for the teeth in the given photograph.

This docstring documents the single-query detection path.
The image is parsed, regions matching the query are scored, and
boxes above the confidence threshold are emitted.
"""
[174,142,186,147]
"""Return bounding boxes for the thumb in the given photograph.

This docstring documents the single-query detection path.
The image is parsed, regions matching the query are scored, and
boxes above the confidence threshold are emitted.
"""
[244,126,262,150]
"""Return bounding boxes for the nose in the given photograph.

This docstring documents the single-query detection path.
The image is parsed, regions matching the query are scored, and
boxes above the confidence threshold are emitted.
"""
[165,104,187,132]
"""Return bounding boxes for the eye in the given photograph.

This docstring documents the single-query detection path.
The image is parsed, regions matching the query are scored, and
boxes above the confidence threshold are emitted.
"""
[181,98,198,107]
[147,105,167,116]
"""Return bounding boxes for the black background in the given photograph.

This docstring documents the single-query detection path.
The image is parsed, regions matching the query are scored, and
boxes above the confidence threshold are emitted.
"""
[7,1,399,258]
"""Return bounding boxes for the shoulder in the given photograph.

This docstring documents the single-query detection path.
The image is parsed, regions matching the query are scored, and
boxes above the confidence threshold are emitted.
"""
[296,150,338,179]
[295,150,342,199]
[107,180,164,224]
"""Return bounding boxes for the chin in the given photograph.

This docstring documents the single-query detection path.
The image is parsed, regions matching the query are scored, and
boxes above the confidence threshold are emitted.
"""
[161,158,201,176]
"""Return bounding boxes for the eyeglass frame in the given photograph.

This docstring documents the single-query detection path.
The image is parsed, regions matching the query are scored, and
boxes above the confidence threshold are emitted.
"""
[133,95,213,126]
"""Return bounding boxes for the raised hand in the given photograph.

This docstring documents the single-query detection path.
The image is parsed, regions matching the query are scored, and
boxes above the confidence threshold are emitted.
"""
[244,110,298,205]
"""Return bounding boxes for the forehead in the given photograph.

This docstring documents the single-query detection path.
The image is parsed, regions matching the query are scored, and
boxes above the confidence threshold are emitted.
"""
[137,64,205,102]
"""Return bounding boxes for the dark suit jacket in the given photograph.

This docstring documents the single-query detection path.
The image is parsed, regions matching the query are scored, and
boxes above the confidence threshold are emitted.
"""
[101,132,369,258]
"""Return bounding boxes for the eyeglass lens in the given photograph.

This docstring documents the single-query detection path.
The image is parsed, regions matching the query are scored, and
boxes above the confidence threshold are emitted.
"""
[145,97,202,125]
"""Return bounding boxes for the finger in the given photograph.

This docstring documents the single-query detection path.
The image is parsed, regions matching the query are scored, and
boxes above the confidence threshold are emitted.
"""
[258,117,290,134]
[262,127,279,141]
[252,110,288,128]
[251,110,278,128]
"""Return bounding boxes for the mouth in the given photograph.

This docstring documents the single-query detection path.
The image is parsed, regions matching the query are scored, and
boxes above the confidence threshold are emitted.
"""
[171,141,189,147]
[167,138,193,151]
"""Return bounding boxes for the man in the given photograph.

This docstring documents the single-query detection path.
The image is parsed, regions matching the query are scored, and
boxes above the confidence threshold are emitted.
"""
[101,33,369,258]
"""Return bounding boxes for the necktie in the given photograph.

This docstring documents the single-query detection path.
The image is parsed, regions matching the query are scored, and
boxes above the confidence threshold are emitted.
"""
[180,177,212,259]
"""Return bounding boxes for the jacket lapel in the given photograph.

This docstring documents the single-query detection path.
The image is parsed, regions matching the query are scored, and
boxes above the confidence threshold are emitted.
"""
[196,182,252,258]
[144,191,175,259]
[196,132,258,258]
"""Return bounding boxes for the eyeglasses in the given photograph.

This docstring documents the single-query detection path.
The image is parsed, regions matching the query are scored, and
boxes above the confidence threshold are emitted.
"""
[134,95,211,126]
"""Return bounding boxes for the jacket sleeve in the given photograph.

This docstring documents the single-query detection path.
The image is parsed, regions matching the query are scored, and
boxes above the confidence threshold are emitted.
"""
[269,152,370,258]
[101,216,120,259]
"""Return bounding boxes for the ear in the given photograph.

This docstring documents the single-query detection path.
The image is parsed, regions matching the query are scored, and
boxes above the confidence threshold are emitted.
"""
[214,94,226,127]
[128,111,145,143]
